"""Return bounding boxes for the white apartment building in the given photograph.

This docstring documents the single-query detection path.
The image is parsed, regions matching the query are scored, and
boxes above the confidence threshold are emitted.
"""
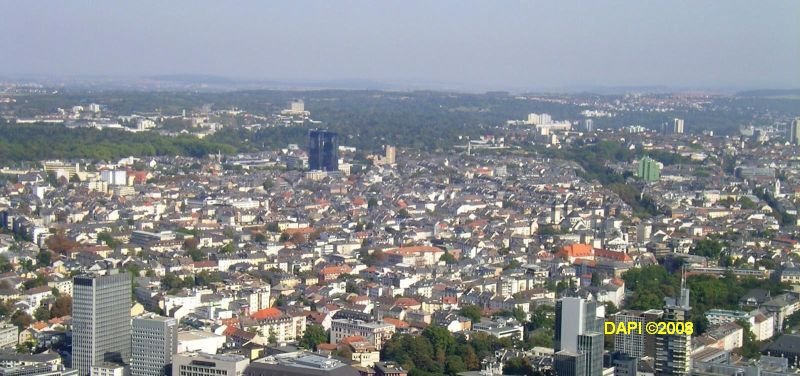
[329,319,395,351]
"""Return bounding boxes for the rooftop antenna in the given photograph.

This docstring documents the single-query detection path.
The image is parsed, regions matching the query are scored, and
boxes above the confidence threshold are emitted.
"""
[679,264,690,308]
[681,265,686,290]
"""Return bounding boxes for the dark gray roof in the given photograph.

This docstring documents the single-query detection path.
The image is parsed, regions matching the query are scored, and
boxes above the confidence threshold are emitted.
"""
[245,351,360,376]
[763,334,800,355]
[0,350,61,363]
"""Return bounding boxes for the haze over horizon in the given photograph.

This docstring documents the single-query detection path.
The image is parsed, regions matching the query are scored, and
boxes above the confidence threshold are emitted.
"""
[1,1,799,91]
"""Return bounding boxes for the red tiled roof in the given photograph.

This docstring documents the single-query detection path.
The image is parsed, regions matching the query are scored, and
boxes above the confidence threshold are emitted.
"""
[50,315,70,323]
[557,244,632,262]
[193,260,218,268]
[394,297,420,307]
[573,259,597,267]
[222,325,238,336]
[557,243,593,258]
[223,326,255,341]
[320,265,352,275]
[347,295,370,303]
[284,227,315,235]
[306,311,326,325]
[442,296,458,304]
[220,318,239,327]
[340,335,368,345]
[467,219,488,229]
[251,307,283,320]
[595,248,632,262]
[129,170,150,184]
[382,317,409,328]
[317,343,338,351]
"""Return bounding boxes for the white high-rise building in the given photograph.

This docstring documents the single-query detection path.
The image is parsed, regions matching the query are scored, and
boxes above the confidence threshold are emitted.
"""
[100,170,128,186]
[583,119,594,132]
[290,99,304,113]
[245,286,271,311]
[636,222,653,244]
[136,118,156,130]
[790,117,800,145]
[527,113,553,125]
[384,145,396,165]
[131,314,178,376]
[673,118,685,134]
[554,297,605,376]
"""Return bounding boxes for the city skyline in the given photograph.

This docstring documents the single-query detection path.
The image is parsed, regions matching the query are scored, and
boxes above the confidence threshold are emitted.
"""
[1,2,799,375]
[0,88,799,375]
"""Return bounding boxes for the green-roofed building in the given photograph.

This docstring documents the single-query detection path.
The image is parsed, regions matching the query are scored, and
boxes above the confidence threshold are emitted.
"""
[637,156,661,182]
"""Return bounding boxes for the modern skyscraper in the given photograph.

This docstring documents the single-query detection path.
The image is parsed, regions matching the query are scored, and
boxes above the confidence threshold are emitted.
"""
[673,118,685,134]
[654,275,692,376]
[72,270,131,376]
[384,145,396,165]
[308,129,338,171]
[612,309,663,358]
[554,297,605,376]
[582,119,594,132]
[131,313,178,376]
[637,156,661,182]
[790,117,800,145]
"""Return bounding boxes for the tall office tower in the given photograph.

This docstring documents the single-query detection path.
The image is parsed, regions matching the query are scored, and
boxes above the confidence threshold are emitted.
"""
[131,313,178,376]
[790,117,800,145]
[290,99,305,113]
[583,119,594,132]
[72,270,131,376]
[308,129,338,171]
[384,145,396,165]
[673,118,685,134]
[554,297,605,376]
[655,275,692,376]
[612,309,664,358]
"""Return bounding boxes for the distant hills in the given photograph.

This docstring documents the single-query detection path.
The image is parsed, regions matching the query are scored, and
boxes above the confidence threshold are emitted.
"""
[3,73,798,96]
[147,74,394,91]
[736,89,800,97]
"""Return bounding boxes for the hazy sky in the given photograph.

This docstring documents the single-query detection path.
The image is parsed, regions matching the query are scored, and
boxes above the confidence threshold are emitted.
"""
[1,1,798,90]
